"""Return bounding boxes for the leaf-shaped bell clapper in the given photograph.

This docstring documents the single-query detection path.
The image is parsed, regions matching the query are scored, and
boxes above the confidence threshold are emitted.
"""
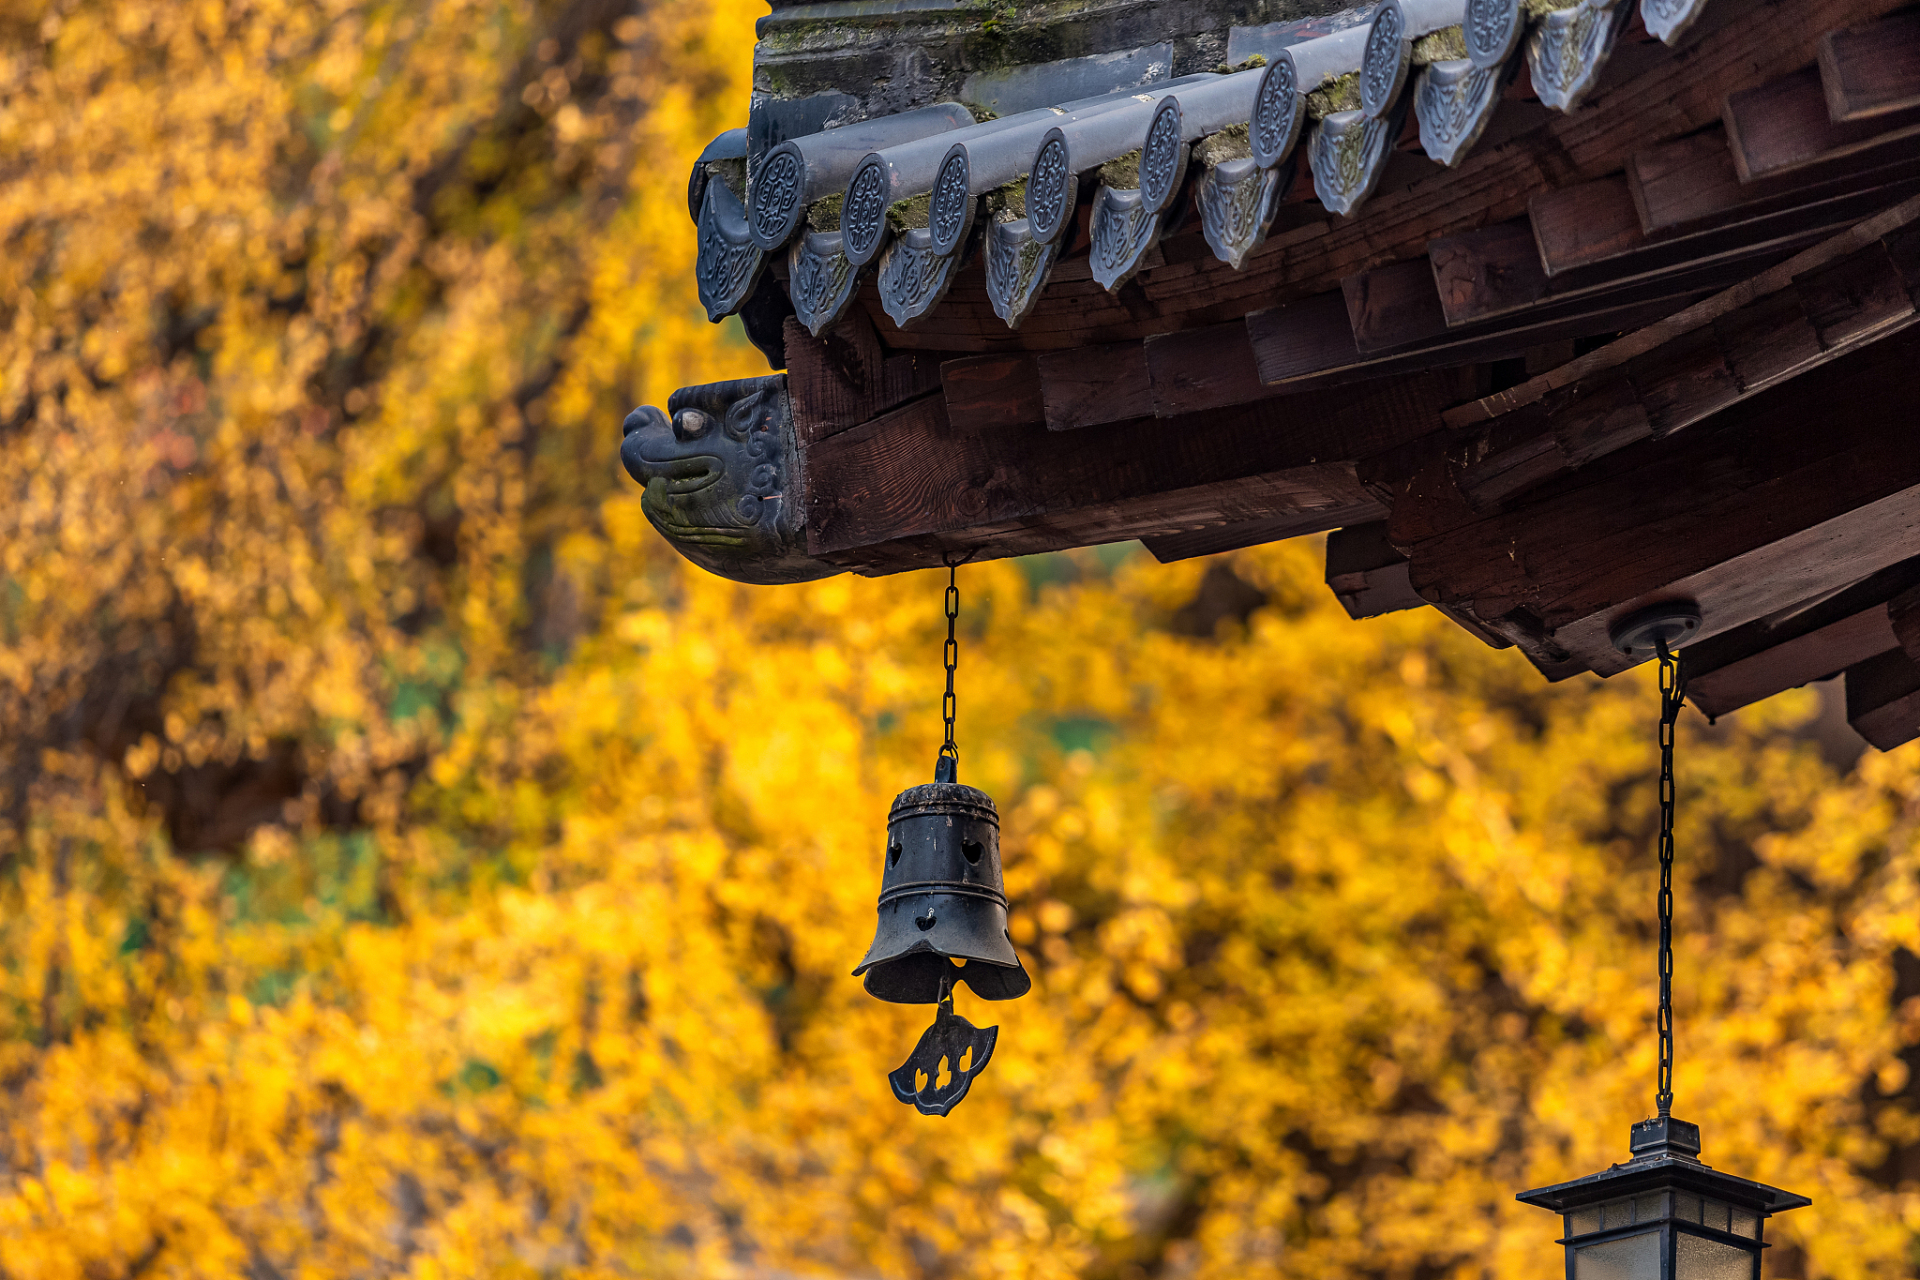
[852,778,1031,1003]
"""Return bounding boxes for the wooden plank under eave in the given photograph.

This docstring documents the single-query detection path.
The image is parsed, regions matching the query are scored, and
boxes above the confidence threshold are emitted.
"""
[940,353,1044,432]
[784,314,947,446]
[1820,9,1920,123]
[1344,260,1449,355]
[1324,522,1427,619]
[1402,328,1920,679]
[1429,220,1551,328]
[1725,66,1920,183]
[1630,130,1747,236]
[1144,324,1268,418]
[802,373,1449,558]
[1245,293,1363,384]
[1846,647,1920,749]
[1035,341,1152,431]
[1532,177,1647,277]
[1143,502,1385,564]
[1688,606,1898,719]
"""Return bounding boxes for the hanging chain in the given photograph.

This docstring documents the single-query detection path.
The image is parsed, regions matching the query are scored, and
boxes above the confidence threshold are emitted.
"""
[1655,636,1687,1118]
[938,556,962,776]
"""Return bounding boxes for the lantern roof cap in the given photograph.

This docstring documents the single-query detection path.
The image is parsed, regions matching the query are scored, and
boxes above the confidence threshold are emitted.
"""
[1516,1117,1811,1217]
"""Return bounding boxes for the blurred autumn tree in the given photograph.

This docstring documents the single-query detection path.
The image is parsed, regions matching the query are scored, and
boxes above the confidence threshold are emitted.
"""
[4,1,1920,1277]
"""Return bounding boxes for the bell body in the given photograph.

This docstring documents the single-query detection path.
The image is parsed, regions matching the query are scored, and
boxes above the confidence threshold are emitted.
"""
[853,781,1031,1003]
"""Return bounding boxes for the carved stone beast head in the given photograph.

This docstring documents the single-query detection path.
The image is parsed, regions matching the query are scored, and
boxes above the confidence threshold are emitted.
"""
[619,374,836,585]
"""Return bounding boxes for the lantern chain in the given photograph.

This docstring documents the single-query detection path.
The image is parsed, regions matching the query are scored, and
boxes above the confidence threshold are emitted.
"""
[1655,636,1686,1119]
[939,555,962,775]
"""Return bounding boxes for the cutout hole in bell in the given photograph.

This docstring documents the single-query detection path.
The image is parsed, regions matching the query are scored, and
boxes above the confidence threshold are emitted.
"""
[958,1046,973,1072]
[936,1055,952,1089]
[915,1069,928,1092]
[888,839,902,867]
[915,909,937,931]
[962,838,984,864]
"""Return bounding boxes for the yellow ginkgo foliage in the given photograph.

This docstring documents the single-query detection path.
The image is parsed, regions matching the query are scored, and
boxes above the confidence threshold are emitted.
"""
[3,2,1920,1279]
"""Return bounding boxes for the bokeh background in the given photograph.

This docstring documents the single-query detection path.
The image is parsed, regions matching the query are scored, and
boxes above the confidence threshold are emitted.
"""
[3,1,1920,1275]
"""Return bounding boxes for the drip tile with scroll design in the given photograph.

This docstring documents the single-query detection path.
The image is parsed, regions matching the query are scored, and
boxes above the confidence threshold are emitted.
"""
[1309,98,1405,217]
[692,138,766,323]
[877,226,966,329]
[1416,55,1510,166]
[1528,0,1631,114]
[1088,97,1191,292]
[1196,155,1292,270]
[1639,0,1712,45]
[787,229,861,337]
[985,213,1059,330]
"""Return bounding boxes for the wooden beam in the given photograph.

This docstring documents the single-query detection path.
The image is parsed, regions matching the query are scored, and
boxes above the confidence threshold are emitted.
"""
[1429,220,1550,328]
[1532,177,1647,277]
[1396,328,1920,680]
[1724,66,1920,183]
[802,372,1450,568]
[784,313,946,445]
[1846,647,1920,749]
[1344,260,1449,355]
[940,353,1043,432]
[1144,507,1384,564]
[1035,341,1152,431]
[1820,9,1920,122]
[1452,235,1920,511]
[1682,559,1920,717]
[1249,293,1704,392]
[1325,522,1426,620]
[1144,324,1268,418]
[1448,195,1920,428]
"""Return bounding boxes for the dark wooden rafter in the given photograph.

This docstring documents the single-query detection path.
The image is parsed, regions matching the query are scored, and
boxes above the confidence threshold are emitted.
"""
[1377,324,1920,680]
[1434,198,1920,509]
[802,373,1452,572]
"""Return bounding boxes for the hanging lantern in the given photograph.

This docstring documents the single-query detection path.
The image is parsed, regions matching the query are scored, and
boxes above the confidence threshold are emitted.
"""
[1518,603,1809,1274]
[1518,1116,1808,1280]
[855,557,1029,1116]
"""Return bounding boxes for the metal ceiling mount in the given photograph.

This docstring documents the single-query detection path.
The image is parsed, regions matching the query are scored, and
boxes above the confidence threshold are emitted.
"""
[1609,602,1704,659]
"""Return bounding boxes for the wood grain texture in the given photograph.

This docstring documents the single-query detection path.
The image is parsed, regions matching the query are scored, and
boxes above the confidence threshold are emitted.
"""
[1429,220,1550,327]
[1144,324,1268,418]
[1402,329,1920,680]
[1447,192,1920,427]
[940,353,1043,432]
[1532,177,1647,276]
[1846,647,1920,748]
[1683,558,1920,717]
[1725,66,1920,183]
[1036,341,1153,431]
[1820,9,1920,122]
[802,372,1451,561]
[1324,522,1427,619]
[1445,236,1920,508]
[1143,504,1386,563]
[784,314,946,445]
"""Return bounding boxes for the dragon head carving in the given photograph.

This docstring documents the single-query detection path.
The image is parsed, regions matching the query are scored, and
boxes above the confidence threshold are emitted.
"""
[620,374,836,585]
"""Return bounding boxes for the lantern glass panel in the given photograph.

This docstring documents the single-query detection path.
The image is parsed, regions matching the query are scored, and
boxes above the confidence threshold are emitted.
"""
[1675,1231,1757,1280]
[1701,1199,1731,1232]
[1634,1193,1666,1223]
[1573,1230,1661,1280]
[1729,1208,1760,1239]
[1569,1207,1602,1236]
[1674,1191,1702,1223]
